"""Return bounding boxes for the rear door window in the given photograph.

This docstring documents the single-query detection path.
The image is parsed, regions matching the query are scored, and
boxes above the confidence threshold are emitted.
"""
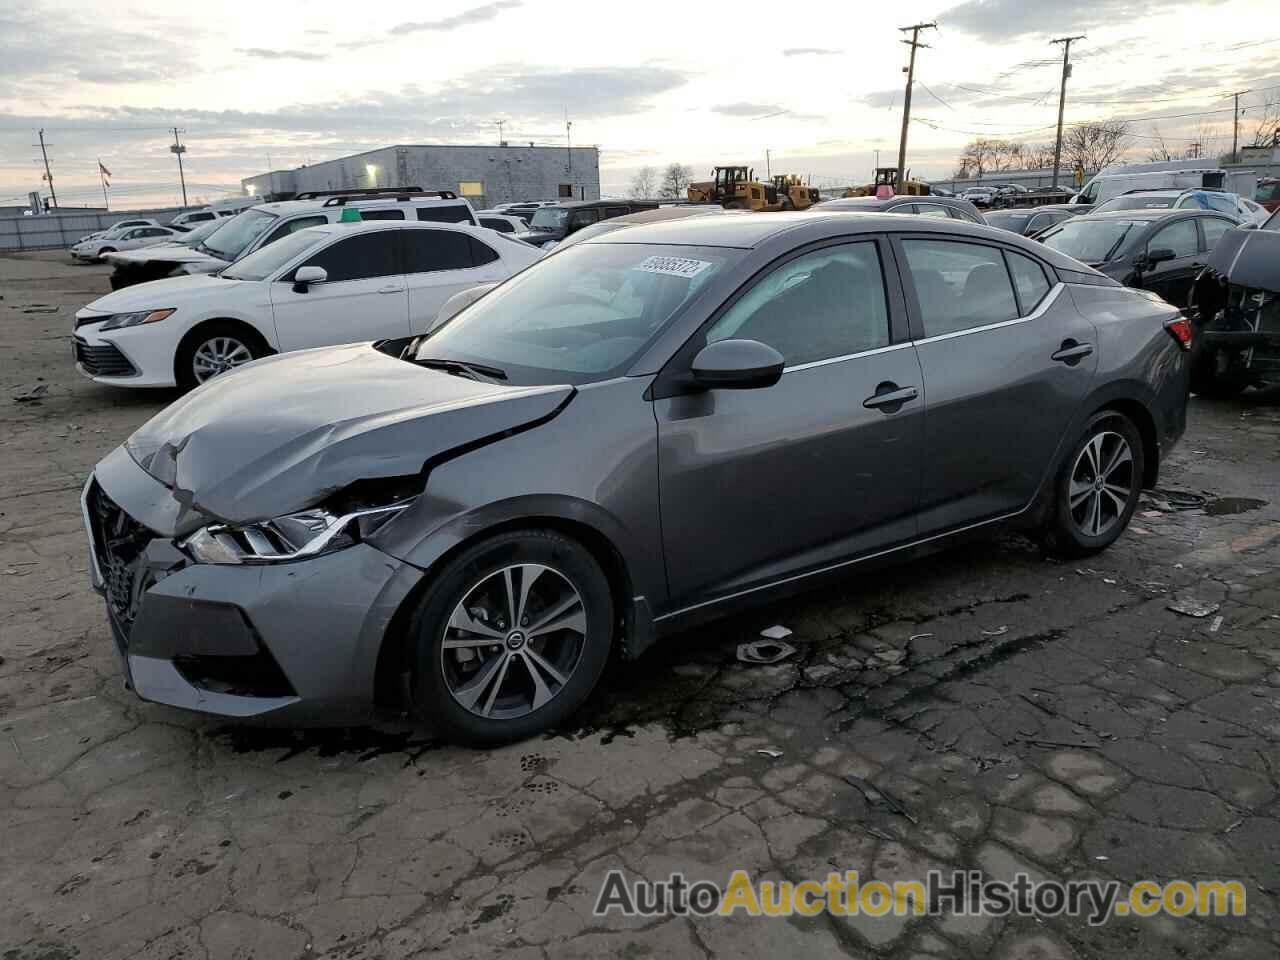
[360,209,405,221]
[402,229,475,272]
[901,239,1019,337]
[914,203,952,218]
[1006,252,1052,314]
[1200,217,1235,251]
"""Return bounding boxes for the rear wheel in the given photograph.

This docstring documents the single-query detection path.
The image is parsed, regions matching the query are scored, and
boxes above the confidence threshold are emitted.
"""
[408,530,613,746]
[1042,411,1144,558]
[175,321,268,391]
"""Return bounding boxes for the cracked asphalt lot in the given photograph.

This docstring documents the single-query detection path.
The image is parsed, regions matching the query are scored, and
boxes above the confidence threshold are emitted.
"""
[3,251,1280,959]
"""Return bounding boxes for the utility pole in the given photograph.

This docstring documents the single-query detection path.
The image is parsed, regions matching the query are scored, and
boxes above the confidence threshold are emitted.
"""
[896,21,936,186]
[495,119,505,146]
[566,119,573,173]
[1050,35,1085,188]
[766,149,771,179]
[1229,89,1251,163]
[98,159,109,211]
[170,127,188,208]
[35,129,57,209]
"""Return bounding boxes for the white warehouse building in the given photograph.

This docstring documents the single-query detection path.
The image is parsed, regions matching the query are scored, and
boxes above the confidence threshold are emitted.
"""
[241,143,601,208]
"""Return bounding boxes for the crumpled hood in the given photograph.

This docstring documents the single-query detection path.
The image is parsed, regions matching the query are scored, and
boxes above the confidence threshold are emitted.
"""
[105,246,225,267]
[123,343,574,525]
[1202,227,1280,293]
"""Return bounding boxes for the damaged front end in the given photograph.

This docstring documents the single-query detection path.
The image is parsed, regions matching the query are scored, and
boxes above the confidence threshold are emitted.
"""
[81,343,575,720]
[1189,227,1280,390]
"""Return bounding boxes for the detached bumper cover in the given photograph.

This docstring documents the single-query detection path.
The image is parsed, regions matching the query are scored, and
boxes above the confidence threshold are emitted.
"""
[84,448,423,721]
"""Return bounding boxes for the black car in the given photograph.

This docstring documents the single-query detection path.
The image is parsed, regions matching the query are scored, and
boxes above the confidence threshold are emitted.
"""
[514,199,659,248]
[985,206,1078,238]
[814,195,985,223]
[1188,210,1280,395]
[1036,208,1240,308]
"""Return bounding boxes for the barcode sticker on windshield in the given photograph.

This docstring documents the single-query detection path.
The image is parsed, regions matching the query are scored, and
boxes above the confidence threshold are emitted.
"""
[634,255,712,278]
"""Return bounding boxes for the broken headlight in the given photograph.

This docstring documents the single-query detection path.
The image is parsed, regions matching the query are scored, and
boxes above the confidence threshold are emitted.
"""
[182,498,416,565]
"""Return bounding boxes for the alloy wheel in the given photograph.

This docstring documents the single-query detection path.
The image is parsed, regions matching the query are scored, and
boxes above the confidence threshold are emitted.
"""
[1068,430,1134,538]
[192,336,253,382]
[440,563,587,720]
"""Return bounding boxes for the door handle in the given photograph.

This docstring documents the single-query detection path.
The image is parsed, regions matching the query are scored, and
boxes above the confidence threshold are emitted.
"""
[376,285,404,295]
[1051,340,1093,364]
[862,382,918,412]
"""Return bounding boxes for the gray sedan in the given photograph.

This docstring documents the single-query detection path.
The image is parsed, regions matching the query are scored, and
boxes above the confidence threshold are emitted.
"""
[84,213,1191,744]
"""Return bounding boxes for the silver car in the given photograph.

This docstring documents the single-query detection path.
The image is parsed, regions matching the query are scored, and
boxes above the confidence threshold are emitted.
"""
[84,213,1191,744]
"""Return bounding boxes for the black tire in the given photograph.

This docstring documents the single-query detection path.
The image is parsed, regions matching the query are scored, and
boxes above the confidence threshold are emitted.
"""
[1041,410,1145,559]
[174,321,268,392]
[725,200,747,210]
[99,247,116,254]
[1191,350,1251,398]
[408,529,614,746]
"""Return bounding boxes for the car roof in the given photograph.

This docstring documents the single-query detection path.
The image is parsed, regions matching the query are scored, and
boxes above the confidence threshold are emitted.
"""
[1084,208,1219,222]
[249,194,470,215]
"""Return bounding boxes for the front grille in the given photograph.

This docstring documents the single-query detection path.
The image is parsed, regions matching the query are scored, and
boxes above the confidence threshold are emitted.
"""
[87,482,155,638]
[74,338,136,377]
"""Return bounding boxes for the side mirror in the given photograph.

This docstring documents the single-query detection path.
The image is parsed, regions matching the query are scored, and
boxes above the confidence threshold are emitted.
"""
[292,265,327,293]
[1144,247,1176,266]
[691,339,785,390]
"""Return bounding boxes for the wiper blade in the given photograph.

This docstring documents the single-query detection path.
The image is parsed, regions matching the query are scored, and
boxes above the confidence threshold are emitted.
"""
[414,357,508,381]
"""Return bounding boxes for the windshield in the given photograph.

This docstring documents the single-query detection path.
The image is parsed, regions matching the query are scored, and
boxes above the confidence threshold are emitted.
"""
[985,212,1032,230]
[201,208,277,260]
[1093,195,1173,212]
[549,219,629,251]
[1040,219,1141,263]
[178,221,221,246]
[1263,208,1280,232]
[221,229,327,281]
[529,208,568,230]
[415,242,739,384]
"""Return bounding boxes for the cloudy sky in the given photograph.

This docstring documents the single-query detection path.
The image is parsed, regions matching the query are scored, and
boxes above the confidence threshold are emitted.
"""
[1,0,1277,208]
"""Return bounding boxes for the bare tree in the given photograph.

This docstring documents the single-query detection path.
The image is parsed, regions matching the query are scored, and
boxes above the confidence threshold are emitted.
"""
[1023,143,1057,170]
[1147,124,1176,162]
[659,163,695,199]
[1062,121,1131,174]
[629,166,658,199]
[1247,95,1280,147]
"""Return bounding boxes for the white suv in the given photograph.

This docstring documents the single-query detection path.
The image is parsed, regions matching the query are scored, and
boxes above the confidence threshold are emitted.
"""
[108,189,478,286]
[73,219,540,390]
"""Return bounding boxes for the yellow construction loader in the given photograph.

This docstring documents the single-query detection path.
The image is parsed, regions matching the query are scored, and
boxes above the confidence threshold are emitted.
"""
[771,174,821,210]
[687,166,783,210]
[843,166,931,198]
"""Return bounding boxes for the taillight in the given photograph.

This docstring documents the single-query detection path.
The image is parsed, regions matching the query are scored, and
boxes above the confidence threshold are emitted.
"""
[1164,316,1193,351]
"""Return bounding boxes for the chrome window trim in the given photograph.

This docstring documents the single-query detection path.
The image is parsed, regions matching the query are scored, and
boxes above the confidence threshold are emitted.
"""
[783,340,913,374]
[913,282,1064,346]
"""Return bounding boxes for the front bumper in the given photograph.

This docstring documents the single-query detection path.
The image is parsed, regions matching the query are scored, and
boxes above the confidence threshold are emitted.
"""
[83,447,423,722]
[71,318,178,388]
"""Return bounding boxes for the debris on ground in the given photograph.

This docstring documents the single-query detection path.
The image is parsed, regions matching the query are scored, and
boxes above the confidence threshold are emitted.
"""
[908,632,934,642]
[1210,615,1225,633]
[755,748,783,759]
[759,624,793,641]
[981,626,1009,637]
[1143,489,1208,512]
[1167,598,1222,618]
[844,774,918,824]
[737,639,796,665]
[12,383,49,403]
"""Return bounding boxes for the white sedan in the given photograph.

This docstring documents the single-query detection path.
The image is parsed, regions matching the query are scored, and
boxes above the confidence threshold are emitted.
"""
[70,225,180,262]
[73,220,542,390]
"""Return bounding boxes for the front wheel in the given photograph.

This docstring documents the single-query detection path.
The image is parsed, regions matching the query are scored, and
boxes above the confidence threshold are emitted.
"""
[175,322,266,391]
[409,530,614,745]
[1041,411,1145,558]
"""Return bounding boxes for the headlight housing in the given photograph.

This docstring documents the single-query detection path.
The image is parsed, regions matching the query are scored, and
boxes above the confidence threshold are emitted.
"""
[101,308,176,331]
[182,498,416,565]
